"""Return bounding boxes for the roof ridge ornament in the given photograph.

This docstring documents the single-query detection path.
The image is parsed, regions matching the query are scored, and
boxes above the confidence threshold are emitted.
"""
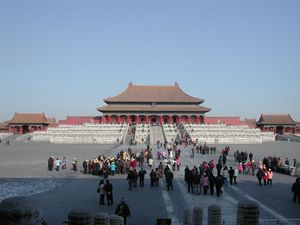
[174,82,179,87]
[128,82,133,86]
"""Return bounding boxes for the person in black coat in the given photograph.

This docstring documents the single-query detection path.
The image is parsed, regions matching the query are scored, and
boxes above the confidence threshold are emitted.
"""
[292,177,300,203]
[150,169,156,187]
[138,168,147,187]
[208,170,215,195]
[216,162,222,176]
[256,168,264,186]
[105,180,113,205]
[228,167,234,185]
[165,168,174,191]
[127,170,135,191]
[215,175,224,197]
[115,198,131,225]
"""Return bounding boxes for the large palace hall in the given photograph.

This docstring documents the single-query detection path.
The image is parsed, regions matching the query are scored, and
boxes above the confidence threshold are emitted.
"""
[97,82,210,125]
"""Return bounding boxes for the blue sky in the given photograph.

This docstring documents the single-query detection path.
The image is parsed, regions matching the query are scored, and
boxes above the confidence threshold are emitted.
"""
[0,0,299,122]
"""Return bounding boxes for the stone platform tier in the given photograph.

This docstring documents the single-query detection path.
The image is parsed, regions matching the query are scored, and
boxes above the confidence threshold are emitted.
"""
[184,124,275,144]
[32,123,128,144]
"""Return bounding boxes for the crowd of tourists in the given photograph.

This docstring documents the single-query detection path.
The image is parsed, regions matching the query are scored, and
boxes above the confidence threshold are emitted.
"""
[46,138,300,225]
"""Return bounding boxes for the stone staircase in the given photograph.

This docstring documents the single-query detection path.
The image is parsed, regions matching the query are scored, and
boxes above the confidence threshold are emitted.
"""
[124,124,135,145]
[150,124,166,145]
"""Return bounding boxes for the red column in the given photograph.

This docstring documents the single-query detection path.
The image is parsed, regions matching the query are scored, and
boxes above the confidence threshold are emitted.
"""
[19,126,23,134]
[178,116,182,124]
[108,115,111,123]
[127,116,131,124]
[117,116,121,124]
[159,115,163,124]
[169,115,172,124]
[196,116,200,124]
[146,116,150,124]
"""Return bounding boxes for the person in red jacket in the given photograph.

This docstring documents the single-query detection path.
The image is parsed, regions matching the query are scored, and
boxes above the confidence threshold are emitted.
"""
[267,169,273,185]
[263,166,268,186]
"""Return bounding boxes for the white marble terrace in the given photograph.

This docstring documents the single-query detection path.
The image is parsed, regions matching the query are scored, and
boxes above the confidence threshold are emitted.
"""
[32,123,128,144]
[184,123,275,144]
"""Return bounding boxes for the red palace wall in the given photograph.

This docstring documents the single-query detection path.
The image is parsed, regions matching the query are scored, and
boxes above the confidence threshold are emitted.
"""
[59,116,101,125]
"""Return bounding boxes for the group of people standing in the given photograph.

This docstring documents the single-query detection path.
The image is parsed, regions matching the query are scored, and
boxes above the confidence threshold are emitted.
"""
[47,156,77,171]
[97,179,113,206]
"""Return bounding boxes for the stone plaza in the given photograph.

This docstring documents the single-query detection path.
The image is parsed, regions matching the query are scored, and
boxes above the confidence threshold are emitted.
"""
[0,136,299,225]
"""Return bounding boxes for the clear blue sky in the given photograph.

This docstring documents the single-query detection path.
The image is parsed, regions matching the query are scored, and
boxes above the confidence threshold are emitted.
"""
[1,0,300,122]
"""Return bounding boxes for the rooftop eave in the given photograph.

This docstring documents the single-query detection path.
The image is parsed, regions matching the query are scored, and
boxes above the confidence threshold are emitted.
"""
[103,99,204,104]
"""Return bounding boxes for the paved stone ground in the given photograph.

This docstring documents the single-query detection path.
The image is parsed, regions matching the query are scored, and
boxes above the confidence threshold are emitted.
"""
[0,139,299,225]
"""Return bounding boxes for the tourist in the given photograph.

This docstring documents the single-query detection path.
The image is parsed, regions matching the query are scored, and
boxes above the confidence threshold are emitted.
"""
[83,159,88,174]
[138,168,146,187]
[228,167,234,185]
[98,180,105,205]
[233,167,238,184]
[165,167,174,191]
[184,166,190,183]
[238,162,243,174]
[263,167,268,186]
[285,158,290,166]
[72,158,78,171]
[256,168,264,186]
[222,166,228,185]
[55,157,61,171]
[202,173,209,195]
[251,160,256,176]
[162,150,166,160]
[148,157,153,169]
[216,161,222,176]
[110,161,116,175]
[127,169,135,191]
[150,169,156,187]
[267,169,273,185]
[292,177,300,204]
[133,169,138,188]
[48,156,54,171]
[115,198,131,225]
[105,180,113,206]
[176,157,181,171]
[194,170,201,195]
[186,168,194,194]
[62,156,67,170]
[155,168,162,187]
[249,152,253,162]
[208,170,215,195]
[215,174,224,197]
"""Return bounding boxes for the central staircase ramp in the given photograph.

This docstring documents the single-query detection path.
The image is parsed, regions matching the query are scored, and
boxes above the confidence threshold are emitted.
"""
[150,124,166,146]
